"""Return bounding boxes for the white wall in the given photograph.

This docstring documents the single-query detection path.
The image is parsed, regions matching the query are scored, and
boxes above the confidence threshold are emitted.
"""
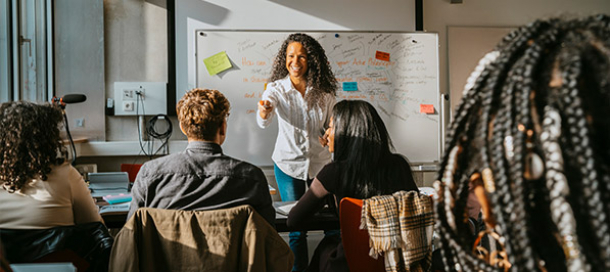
[175,0,417,97]
[78,0,610,161]
[104,0,173,141]
[55,0,105,140]
[423,0,610,119]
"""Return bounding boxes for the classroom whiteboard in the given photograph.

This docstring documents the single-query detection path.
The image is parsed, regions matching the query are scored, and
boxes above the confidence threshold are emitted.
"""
[195,31,440,166]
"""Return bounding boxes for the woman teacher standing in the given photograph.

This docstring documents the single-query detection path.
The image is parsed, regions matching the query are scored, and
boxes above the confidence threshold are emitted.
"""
[257,33,338,272]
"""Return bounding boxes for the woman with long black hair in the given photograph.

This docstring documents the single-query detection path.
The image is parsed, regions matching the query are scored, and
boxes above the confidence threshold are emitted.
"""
[287,100,419,272]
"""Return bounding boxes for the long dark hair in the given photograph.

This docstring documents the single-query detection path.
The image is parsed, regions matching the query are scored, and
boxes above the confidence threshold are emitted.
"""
[0,101,66,192]
[435,15,610,272]
[269,33,338,108]
[332,100,413,199]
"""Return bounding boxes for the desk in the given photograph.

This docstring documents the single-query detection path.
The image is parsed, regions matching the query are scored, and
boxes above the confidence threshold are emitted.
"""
[100,202,339,232]
[274,212,339,233]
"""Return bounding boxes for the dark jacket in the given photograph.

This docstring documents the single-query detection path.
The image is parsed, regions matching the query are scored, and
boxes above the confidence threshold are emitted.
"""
[0,222,113,272]
[128,141,275,226]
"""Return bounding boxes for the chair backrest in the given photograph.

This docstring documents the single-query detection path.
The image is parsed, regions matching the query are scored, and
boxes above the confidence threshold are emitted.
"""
[0,222,113,272]
[340,197,385,272]
[120,164,142,183]
[109,206,294,272]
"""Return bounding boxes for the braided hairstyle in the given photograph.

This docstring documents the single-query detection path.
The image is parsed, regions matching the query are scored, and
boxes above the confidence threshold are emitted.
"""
[435,15,610,272]
[269,33,338,108]
[0,101,66,193]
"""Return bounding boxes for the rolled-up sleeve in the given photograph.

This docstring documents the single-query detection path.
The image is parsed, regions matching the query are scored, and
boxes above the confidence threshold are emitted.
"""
[256,87,278,128]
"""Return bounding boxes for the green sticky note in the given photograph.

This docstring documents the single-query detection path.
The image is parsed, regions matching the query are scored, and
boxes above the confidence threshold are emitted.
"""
[204,51,233,76]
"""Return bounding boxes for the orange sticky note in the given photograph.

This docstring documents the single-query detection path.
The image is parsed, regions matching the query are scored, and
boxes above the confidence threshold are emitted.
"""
[375,51,390,62]
[420,104,434,114]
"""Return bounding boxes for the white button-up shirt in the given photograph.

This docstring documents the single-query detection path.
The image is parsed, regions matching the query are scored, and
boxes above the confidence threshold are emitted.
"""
[257,76,336,180]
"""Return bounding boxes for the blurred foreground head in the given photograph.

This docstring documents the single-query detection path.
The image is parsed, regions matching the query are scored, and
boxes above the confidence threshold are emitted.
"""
[435,15,610,272]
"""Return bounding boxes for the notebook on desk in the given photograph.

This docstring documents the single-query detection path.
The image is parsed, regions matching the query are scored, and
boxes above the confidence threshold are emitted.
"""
[274,201,297,216]
[99,202,131,215]
[88,172,130,198]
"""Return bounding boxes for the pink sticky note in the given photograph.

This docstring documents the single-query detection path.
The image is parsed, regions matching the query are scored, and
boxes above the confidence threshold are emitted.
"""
[375,51,390,62]
[420,104,434,114]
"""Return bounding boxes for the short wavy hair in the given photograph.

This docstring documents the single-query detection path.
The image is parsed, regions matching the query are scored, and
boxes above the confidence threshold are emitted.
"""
[269,33,338,107]
[177,88,230,141]
[0,101,65,192]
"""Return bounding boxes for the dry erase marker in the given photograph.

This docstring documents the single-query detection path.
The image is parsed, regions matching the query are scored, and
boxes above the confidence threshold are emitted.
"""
[259,100,272,109]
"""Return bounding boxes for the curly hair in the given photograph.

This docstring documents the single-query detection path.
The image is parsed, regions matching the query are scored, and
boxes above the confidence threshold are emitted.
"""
[0,101,66,193]
[435,15,610,272]
[177,88,230,141]
[269,33,338,107]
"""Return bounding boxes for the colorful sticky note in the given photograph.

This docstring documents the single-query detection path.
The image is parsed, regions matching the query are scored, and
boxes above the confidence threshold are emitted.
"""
[203,51,233,76]
[375,51,390,62]
[420,104,434,114]
[343,82,358,91]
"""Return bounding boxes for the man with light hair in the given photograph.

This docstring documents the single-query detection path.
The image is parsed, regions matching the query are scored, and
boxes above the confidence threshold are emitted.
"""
[128,88,275,226]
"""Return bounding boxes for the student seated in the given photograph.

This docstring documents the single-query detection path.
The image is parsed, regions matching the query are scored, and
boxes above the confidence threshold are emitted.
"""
[0,101,111,271]
[128,88,275,226]
[0,101,102,229]
[287,100,419,272]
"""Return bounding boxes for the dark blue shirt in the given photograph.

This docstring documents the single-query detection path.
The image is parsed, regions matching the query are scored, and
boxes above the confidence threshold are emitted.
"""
[128,141,275,226]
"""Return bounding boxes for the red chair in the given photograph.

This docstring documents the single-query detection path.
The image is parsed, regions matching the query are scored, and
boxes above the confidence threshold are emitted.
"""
[340,197,385,272]
[120,164,142,183]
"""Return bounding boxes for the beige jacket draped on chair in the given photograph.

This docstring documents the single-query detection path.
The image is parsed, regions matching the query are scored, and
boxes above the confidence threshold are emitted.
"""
[109,205,293,272]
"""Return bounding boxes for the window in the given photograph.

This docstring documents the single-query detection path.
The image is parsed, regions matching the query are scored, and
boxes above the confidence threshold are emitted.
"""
[0,0,53,102]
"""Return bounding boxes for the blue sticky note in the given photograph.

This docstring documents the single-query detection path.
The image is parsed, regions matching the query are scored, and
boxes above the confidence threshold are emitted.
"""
[343,82,358,91]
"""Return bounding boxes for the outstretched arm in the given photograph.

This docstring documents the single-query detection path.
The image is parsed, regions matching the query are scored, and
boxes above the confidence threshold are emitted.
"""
[286,178,330,228]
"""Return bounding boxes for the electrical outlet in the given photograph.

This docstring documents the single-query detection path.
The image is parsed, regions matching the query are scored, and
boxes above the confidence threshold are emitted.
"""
[114,82,167,116]
[123,101,134,111]
[75,118,85,127]
[123,89,134,99]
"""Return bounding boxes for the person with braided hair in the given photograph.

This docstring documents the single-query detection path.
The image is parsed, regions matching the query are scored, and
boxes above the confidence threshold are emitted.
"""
[0,101,102,229]
[435,14,610,272]
[257,33,338,272]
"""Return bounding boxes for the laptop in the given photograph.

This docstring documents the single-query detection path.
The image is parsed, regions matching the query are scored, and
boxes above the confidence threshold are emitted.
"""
[88,172,130,198]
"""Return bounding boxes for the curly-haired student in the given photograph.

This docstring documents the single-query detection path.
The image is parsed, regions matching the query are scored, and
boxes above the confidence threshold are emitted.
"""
[129,88,275,226]
[0,101,102,229]
[257,33,338,271]
[435,14,610,272]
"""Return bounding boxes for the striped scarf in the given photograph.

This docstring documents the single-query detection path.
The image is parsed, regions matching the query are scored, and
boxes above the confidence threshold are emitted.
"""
[360,190,434,272]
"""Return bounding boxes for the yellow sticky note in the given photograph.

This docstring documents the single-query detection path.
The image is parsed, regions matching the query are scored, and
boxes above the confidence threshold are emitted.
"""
[204,51,233,76]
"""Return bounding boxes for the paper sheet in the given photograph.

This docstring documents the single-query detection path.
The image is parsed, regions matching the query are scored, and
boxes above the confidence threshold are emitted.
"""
[275,202,296,216]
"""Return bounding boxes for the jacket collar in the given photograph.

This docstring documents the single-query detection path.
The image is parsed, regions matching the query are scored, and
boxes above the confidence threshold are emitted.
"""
[186,141,223,154]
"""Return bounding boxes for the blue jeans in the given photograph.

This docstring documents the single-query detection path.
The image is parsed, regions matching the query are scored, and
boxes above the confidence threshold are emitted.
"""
[274,164,309,271]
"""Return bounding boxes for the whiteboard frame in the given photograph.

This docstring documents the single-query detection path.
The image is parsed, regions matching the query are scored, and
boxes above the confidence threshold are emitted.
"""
[195,29,442,166]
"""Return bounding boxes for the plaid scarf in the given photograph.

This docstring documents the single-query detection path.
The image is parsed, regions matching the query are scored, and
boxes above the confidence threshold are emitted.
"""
[361,190,434,272]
